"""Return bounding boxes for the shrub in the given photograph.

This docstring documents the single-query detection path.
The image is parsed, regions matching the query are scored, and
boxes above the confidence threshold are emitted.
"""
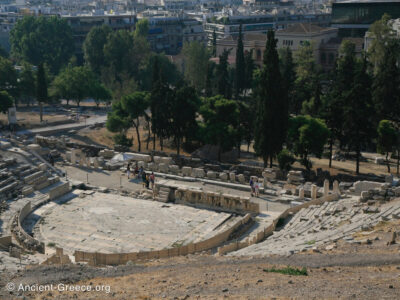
[277,149,295,171]
[113,133,133,148]
[263,266,308,276]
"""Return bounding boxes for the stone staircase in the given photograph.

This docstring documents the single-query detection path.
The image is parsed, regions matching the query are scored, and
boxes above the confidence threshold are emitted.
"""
[155,187,171,203]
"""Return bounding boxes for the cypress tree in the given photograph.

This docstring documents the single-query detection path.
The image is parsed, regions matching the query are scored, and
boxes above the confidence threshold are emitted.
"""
[216,49,230,98]
[36,63,48,122]
[254,30,287,167]
[235,24,245,99]
[212,29,217,57]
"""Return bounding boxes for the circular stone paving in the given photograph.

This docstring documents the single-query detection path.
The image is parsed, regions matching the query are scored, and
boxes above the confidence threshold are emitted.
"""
[28,191,234,254]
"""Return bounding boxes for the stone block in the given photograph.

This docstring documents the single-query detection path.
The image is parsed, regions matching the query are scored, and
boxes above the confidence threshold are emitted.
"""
[153,156,162,164]
[125,152,151,162]
[27,144,41,152]
[147,162,156,171]
[229,172,236,182]
[262,168,276,180]
[311,184,317,200]
[193,168,205,178]
[299,188,304,199]
[333,180,340,194]
[38,163,47,171]
[137,161,147,168]
[169,164,180,174]
[219,172,228,181]
[161,157,173,165]
[0,141,11,149]
[375,157,385,165]
[354,181,384,195]
[182,166,192,177]
[385,174,393,184]
[237,174,245,184]
[207,171,217,179]
[158,163,168,173]
[323,179,329,196]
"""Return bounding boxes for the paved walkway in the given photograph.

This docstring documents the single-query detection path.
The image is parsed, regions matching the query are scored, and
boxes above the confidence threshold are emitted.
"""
[16,115,107,136]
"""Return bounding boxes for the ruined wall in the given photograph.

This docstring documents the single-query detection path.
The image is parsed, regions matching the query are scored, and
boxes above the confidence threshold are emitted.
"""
[73,214,251,266]
[174,188,259,214]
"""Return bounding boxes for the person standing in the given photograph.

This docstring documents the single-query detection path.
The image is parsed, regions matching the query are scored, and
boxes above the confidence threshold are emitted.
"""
[142,171,147,187]
[127,163,131,179]
[150,172,155,190]
[249,178,254,197]
[254,181,260,197]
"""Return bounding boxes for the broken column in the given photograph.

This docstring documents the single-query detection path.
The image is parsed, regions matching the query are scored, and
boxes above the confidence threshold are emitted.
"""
[311,184,317,200]
[323,179,329,196]
[299,188,304,199]
[229,172,236,182]
[71,149,77,164]
[333,180,340,195]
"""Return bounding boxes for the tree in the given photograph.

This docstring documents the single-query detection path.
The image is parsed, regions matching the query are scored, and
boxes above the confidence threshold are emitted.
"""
[377,120,397,173]
[18,62,36,106]
[372,39,400,122]
[83,25,112,75]
[244,50,255,92]
[0,56,18,97]
[0,45,8,58]
[343,55,375,174]
[205,61,215,97]
[52,66,103,106]
[182,41,210,92]
[199,95,239,161]
[169,83,200,156]
[216,49,231,98]
[106,100,132,148]
[36,63,48,122]
[0,91,13,114]
[235,24,245,99]
[277,149,295,172]
[134,19,149,39]
[211,29,217,57]
[287,116,330,171]
[91,82,112,107]
[368,14,397,73]
[122,91,150,152]
[10,16,74,73]
[279,47,296,112]
[254,30,287,167]
[293,41,320,115]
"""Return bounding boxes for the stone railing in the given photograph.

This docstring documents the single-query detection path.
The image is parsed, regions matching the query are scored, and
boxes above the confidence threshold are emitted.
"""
[217,192,340,255]
[73,214,252,266]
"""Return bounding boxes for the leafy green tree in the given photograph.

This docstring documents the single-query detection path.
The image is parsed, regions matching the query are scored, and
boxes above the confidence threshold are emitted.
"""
[235,24,245,99]
[199,95,239,161]
[287,116,330,171]
[368,14,398,73]
[10,16,74,73]
[134,19,149,39]
[182,41,210,92]
[254,30,287,167]
[150,58,171,150]
[36,63,48,122]
[169,83,200,156]
[0,91,13,114]
[121,91,150,152]
[83,25,112,75]
[52,66,103,107]
[377,120,397,173]
[216,49,231,98]
[18,62,36,107]
[244,50,255,92]
[211,29,217,57]
[0,56,18,97]
[372,39,400,122]
[106,100,132,147]
[277,149,295,172]
[279,47,296,111]
[205,61,215,97]
[293,41,320,115]
[343,56,375,174]
[0,45,8,58]
[91,82,112,107]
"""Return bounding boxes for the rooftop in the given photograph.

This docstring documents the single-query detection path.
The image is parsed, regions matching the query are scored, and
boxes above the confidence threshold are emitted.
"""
[277,23,337,34]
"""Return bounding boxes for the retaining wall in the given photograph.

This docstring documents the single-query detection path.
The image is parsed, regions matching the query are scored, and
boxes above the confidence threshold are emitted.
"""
[73,213,251,266]
[217,193,340,255]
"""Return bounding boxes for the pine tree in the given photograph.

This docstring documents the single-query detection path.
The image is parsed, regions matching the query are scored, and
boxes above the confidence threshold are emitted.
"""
[216,49,231,98]
[254,30,287,167]
[36,63,48,122]
[212,29,217,57]
[244,50,255,93]
[235,24,245,99]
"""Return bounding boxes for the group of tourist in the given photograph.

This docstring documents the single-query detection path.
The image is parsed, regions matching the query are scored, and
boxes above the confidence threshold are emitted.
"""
[249,178,260,197]
[126,162,155,190]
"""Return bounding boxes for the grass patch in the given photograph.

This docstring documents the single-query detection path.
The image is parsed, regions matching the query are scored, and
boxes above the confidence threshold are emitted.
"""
[263,266,308,276]
[47,242,56,248]
[305,240,316,245]
[171,240,185,248]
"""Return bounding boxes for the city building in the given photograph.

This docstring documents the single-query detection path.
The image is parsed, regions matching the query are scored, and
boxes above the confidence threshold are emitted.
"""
[331,0,400,37]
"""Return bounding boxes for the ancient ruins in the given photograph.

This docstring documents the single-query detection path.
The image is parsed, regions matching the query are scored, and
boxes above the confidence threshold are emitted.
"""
[1,134,400,270]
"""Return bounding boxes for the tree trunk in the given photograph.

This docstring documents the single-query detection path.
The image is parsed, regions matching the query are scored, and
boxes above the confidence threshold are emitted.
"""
[356,146,360,175]
[160,137,163,151]
[40,102,43,122]
[146,120,151,150]
[134,119,141,152]
[153,133,156,151]
[176,138,180,157]
[237,141,241,158]
[329,138,333,168]
[386,152,391,173]
[247,142,250,152]
[263,155,268,168]
[269,155,273,168]
[218,146,222,162]
[66,99,69,107]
